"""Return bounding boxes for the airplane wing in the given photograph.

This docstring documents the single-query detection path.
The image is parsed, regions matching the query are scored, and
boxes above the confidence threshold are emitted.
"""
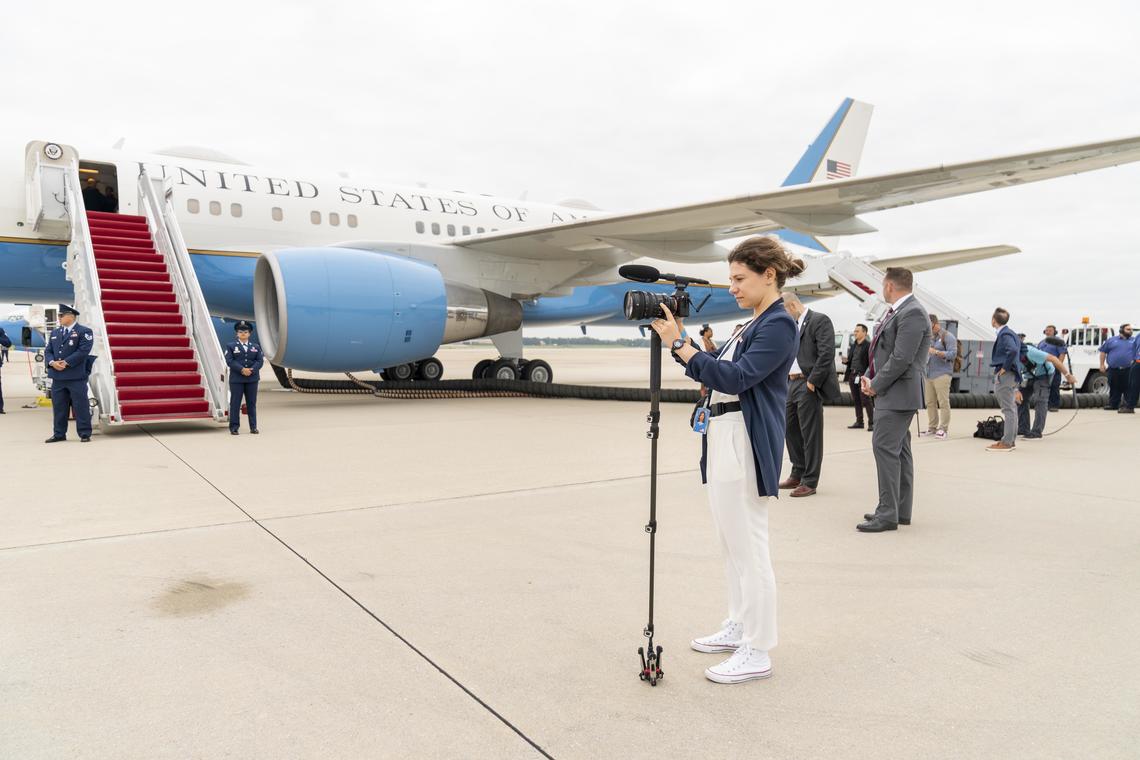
[453,135,1140,262]
[780,245,1021,300]
[869,244,1019,272]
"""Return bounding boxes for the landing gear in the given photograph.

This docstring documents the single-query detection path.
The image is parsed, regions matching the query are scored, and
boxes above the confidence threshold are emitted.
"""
[382,357,444,382]
[472,359,495,380]
[471,358,554,383]
[382,362,415,382]
[415,358,444,381]
[490,358,518,380]
[521,359,552,383]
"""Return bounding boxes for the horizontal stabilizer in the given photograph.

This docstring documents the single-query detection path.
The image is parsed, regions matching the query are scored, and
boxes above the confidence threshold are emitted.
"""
[870,244,1020,272]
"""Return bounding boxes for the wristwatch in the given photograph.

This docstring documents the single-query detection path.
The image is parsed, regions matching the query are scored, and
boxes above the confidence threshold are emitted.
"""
[671,338,686,352]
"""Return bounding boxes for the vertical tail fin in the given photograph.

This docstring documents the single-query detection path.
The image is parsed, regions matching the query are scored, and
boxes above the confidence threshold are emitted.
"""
[776,98,874,252]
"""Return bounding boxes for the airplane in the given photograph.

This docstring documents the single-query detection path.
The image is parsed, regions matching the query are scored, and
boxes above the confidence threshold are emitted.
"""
[0,314,46,352]
[3,100,1140,396]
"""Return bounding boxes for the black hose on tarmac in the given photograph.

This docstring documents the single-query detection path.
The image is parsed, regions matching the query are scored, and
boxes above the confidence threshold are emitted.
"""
[271,365,1107,407]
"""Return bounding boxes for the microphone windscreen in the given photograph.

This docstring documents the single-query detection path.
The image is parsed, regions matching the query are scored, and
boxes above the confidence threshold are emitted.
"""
[618,264,660,283]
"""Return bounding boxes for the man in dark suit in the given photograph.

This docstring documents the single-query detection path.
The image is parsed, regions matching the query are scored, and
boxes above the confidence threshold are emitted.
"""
[858,268,932,532]
[842,323,873,431]
[779,293,842,498]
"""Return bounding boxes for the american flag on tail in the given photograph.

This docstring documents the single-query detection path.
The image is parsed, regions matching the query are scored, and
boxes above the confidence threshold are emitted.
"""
[826,159,851,179]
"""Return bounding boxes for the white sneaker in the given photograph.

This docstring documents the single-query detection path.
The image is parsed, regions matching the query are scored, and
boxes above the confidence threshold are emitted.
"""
[934,430,948,440]
[918,429,936,437]
[690,619,743,653]
[704,644,773,684]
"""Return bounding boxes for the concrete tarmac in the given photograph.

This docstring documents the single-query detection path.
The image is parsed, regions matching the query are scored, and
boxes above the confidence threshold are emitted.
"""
[1,347,1137,759]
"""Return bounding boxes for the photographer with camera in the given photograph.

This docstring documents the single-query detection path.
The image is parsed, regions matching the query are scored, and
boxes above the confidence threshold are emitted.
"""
[649,236,802,685]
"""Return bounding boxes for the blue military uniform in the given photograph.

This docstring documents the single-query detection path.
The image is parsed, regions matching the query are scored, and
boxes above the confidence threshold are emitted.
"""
[44,305,94,441]
[225,321,263,434]
[0,327,12,413]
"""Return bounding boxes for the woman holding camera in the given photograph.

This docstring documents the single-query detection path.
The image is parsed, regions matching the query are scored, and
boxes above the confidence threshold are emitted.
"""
[651,236,802,684]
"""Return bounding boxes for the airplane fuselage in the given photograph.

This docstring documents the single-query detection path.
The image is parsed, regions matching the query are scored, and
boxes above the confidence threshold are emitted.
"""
[0,142,762,325]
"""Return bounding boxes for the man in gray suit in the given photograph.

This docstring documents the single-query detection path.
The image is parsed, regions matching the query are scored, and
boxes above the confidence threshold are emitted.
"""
[857,268,932,533]
[780,293,843,498]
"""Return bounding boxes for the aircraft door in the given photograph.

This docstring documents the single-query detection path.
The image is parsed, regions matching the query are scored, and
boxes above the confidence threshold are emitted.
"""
[77,160,119,213]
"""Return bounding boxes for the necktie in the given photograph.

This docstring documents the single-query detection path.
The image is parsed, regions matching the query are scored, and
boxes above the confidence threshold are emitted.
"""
[867,307,896,379]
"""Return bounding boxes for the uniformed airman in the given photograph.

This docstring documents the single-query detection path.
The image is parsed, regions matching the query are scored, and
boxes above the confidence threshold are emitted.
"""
[44,304,94,442]
[225,321,263,435]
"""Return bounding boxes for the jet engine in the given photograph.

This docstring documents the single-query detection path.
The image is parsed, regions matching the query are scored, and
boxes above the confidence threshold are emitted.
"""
[254,247,521,372]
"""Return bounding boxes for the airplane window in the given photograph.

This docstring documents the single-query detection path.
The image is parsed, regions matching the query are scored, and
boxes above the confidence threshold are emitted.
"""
[431,223,441,235]
[415,221,425,234]
[477,227,485,233]
[271,207,283,221]
[187,198,200,214]
[230,203,242,218]
[329,212,341,227]
[209,201,222,216]
[347,214,358,228]
[462,226,470,235]
[447,224,456,236]
[311,211,322,225]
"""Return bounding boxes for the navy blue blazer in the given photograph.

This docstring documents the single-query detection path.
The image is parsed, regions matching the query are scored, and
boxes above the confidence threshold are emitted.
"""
[991,325,1022,380]
[45,324,94,381]
[0,328,10,366]
[225,340,264,384]
[681,299,798,498]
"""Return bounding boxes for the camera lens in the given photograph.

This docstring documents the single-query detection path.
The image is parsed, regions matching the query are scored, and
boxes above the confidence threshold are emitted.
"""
[624,291,686,321]
[625,291,663,321]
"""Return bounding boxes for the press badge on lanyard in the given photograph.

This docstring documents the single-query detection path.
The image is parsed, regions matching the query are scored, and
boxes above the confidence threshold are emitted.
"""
[692,404,710,435]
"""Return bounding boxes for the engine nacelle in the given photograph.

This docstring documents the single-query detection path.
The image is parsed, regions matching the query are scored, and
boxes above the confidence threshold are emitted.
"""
[254,247,521,371]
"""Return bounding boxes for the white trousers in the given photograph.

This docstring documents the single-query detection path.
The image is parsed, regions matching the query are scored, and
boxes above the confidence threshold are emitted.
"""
[705,412,778,650]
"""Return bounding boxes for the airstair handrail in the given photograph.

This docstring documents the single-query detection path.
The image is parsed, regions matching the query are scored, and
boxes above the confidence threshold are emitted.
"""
[137,172,228,421]
[60,169,121,423]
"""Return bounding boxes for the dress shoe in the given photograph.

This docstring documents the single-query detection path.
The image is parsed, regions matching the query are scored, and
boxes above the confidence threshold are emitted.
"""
[80,436,90,443]
[789,485,816,498]
[230,430,239,436]
[1024,431,1043,439]
[778,478,800,490]
[1119,407,1135,414]
[866,424,874,432]
[250,429,260,434]
[1048,407,1060,412]
[44,436,66,443]
[848,422,864,429]
[0,409,6,414]
[857,517,898,532]
[863,513,909,525]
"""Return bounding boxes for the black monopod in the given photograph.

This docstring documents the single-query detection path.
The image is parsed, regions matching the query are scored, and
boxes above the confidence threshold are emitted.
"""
[619,264,709,686]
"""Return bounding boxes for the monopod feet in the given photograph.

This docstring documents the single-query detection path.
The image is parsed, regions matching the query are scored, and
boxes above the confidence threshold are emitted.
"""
[637,645,664,686]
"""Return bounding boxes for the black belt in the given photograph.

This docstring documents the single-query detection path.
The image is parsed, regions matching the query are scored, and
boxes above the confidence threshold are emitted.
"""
[709,401,741,417]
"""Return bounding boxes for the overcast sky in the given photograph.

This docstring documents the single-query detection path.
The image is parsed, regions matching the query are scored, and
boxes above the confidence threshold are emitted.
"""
[3,1,1138,339]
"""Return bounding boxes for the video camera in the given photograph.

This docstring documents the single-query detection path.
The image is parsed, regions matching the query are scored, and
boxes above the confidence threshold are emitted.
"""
[618,265,710,321]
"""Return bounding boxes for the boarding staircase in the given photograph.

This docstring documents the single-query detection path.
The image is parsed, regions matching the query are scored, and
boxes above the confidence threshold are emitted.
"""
[24,141,228,426]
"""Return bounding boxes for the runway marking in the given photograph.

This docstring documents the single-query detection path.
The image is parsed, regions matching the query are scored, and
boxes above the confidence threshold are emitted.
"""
[141,426,556,760]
